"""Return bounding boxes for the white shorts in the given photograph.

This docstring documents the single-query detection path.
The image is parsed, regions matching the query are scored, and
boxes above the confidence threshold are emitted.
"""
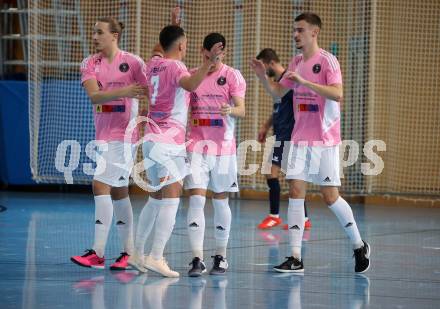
[184,152,239,193]
[94,141,137,187]
[142,141,190,192]
[285,144,341,186]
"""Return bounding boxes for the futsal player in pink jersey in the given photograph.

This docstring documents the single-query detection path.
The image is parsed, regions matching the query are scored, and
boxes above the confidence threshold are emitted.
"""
[184,32,246,276]
[251,12,370,273]
[71,17,148,270]
[128,24,224,277]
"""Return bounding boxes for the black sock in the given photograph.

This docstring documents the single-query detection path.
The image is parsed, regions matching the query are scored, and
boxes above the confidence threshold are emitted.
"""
[267,178,280,215]
[304,200,308,218]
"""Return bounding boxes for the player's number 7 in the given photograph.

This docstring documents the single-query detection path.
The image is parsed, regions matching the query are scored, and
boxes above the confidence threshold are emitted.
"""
[150,75,160,105]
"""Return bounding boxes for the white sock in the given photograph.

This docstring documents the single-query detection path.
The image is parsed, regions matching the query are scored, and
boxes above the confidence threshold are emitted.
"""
[187,195,206,259]
[288,198,305,259]
[150,198,180,260]
[134,197,161,256]
[212,198,231,257]
[329,196,363,249]
[93,195,113,257]
[113,196,134,255]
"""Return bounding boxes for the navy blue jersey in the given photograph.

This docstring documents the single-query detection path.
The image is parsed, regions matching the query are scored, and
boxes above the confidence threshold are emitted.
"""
[272,71,294,141]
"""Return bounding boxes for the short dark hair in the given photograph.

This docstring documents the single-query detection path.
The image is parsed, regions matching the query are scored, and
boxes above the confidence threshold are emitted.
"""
[256,48,280,63]
[203,32,226,51]
[294,12,322,29]
[159,25,185,52]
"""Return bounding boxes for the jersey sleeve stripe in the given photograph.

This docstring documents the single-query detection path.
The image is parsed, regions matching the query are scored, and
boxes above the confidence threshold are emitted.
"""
[80,55,93,70]
[175,60,187,72]
[131,54,146,68]
[232,69,246,85]
[320,51,338,71]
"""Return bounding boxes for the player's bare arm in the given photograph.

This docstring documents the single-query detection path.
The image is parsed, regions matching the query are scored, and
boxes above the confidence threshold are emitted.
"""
[285,71,343,102]
[150,7,180,59]
[220,96,245,118]
[83,79,147,104]
[257,115,273,143]
[250,59,289,98]
[179,42,224,92]
[171,6,181,26]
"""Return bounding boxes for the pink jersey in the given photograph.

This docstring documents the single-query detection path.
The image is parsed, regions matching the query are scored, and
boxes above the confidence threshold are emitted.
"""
[144,56,191,145]
[80,50,148,143]
[280,48,342,146]
[186,64,246,155]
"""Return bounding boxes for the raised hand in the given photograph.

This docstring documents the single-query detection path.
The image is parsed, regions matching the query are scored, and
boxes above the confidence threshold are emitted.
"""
[284,71,305,85]
[171,6,181,26]
[206,42,224,66]
[250,59,266,78]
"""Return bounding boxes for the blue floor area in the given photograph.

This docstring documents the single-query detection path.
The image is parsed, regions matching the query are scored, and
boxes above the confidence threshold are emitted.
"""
[0,191,439,308]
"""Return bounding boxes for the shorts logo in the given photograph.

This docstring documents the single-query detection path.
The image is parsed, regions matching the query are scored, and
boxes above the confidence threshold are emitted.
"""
[216,225,226,231]
[119,176,126,181]
[273,155,279,162]
[119,62,130,72]
[289,225,300,230]
[324,176,331,182]
[217,76,226,86]
[312,64,321,73]
[231,182,237,188]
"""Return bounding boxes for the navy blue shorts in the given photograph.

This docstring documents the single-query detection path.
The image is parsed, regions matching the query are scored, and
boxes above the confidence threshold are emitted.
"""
[271,140,290,167]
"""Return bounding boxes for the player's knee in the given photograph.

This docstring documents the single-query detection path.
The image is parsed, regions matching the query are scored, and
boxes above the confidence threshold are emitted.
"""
[269,164,280,179]
[289,183,305,198]
[92,180,111,196]
[213,192,228,199]
[149,191,162,200]
[320,187,339,205]
[111,186,129,200]
[189,188,207,196]
[162,181,183,198]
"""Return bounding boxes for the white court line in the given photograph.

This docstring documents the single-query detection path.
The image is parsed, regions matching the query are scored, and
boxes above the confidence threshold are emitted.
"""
[422,247,440,250]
